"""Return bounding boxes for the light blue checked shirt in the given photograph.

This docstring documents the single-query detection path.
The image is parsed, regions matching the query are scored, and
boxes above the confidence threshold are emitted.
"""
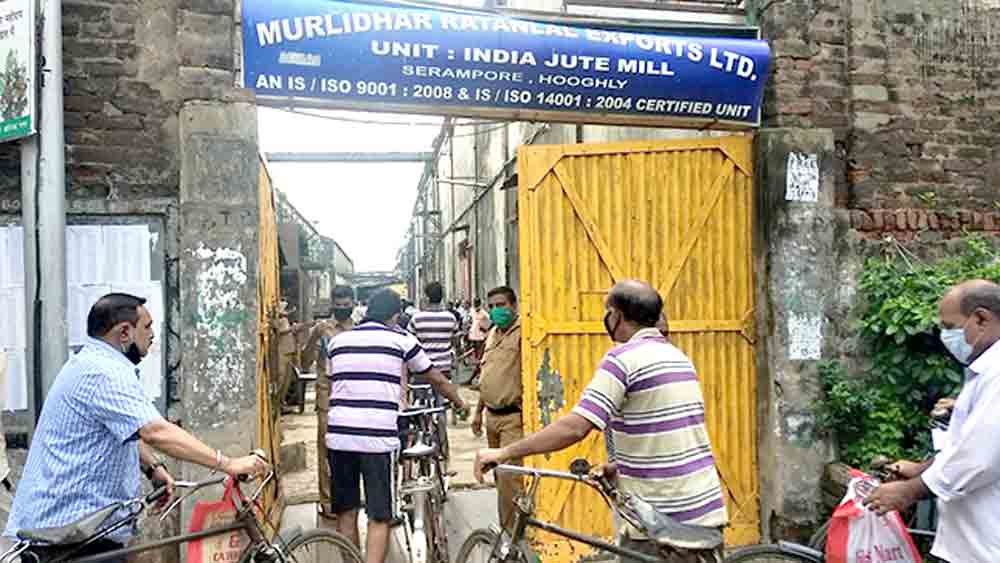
[3,337,161,543]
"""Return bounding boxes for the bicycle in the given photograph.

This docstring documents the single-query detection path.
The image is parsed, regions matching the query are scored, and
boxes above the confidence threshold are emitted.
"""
[456,458,724,563]
[0,458,362,563]
[396,402,452,563]
[726,406,952,562]
[407,383,452,479]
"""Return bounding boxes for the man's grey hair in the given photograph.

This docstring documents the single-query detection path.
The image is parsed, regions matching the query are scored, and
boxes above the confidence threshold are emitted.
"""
[959,281,1000,316]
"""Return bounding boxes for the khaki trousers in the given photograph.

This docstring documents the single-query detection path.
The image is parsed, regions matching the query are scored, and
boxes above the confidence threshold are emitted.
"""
[486,411,524,530]
[316,372,332,510]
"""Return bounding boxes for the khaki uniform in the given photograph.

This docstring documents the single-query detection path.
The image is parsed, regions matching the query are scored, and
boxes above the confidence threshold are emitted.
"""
[479,318,523,530]
[302,319,353,513]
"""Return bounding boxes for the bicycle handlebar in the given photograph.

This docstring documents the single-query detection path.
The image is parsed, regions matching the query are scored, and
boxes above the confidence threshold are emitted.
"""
[144,485,169,505]
[399,405,450,418]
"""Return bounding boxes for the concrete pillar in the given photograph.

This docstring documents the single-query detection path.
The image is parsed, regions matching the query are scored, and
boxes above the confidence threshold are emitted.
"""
[176,100,260,491]
[756,128,838,541]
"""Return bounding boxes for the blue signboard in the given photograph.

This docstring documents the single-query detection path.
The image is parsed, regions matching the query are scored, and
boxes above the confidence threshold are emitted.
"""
[242,0,771,128]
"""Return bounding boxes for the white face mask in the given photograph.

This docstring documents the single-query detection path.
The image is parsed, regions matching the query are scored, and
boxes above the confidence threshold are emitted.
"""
[940,327,974,365]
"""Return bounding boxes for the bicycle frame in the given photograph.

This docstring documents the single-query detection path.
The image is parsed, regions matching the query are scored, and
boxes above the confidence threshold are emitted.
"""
[2,473,280,563]
[397,399,450,563]
[497,465,671,563]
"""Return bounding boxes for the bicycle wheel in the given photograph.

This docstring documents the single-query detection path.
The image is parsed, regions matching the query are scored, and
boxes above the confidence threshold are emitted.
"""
[276,528,363,563]
[725,544,823,563]
[456,529,535,563]
[428,485,449,563]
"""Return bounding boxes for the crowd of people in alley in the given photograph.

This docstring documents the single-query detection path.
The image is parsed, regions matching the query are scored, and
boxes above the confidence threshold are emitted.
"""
[2,278,1000,563]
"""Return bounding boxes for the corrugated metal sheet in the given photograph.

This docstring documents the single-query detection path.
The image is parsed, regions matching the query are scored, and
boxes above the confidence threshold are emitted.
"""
[257,156,284,524]
[518,136,758,562]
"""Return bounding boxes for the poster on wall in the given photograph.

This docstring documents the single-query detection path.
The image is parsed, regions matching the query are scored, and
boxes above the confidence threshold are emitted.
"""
[0,0,34,143]
[243,0,770,129]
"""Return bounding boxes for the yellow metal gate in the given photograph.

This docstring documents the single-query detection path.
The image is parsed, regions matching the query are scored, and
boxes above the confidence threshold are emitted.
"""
[518,136,759,562]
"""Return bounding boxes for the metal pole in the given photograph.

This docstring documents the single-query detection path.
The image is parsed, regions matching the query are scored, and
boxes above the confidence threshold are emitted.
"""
[37,0,67,397]
[20,138,40,422]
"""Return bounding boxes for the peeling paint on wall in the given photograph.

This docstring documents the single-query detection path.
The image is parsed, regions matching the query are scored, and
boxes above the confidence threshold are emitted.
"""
[536,349,565,432]
[189,244,251,410]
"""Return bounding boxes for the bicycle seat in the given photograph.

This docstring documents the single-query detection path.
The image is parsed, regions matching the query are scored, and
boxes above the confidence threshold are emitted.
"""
[17,503,120,545]
[624,496,723,551]
[401,442,438,459]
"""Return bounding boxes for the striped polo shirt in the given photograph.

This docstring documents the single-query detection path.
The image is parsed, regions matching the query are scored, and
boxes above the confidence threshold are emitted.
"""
[407,308,459,373]
[573,328,728,531]
[326,321,433,453]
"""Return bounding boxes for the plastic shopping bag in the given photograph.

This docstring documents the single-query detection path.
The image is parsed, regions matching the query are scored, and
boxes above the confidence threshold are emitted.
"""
[186,479,249,563]
[826,469,922,563]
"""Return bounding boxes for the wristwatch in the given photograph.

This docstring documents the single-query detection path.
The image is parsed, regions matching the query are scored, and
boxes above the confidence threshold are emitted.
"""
[142,461,166,480]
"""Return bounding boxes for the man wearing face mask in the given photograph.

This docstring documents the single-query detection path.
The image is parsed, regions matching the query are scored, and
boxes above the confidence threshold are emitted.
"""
[301,284,356,520]
[471,286,524,531]
[4,293,267,561]
[474,280,727,562]
[864,279,1000,562]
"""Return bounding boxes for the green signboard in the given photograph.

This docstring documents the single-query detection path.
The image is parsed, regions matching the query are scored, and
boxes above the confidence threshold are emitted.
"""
[0,0,34,143]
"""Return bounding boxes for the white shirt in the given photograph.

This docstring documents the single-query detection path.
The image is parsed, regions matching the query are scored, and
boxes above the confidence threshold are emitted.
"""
[922,340,1000,563]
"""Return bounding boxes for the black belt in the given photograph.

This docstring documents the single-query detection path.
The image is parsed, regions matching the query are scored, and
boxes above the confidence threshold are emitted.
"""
[487,403,522,416]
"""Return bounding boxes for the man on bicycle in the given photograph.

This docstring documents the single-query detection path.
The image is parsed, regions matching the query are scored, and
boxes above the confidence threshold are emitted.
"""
[475,280,726,563]
[3,293,267,562]
[865,279,1000,562]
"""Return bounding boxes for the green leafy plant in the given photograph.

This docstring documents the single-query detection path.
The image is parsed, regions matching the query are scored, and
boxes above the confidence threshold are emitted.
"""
[815,237,1000,467]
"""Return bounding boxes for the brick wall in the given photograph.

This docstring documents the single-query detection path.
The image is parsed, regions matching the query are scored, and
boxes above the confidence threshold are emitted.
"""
[0,0,245,204]
[758,0,1000,227]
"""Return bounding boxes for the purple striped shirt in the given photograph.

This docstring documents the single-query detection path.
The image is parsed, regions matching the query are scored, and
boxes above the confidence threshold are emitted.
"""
[572,328,727,529]
[326,321,432,453]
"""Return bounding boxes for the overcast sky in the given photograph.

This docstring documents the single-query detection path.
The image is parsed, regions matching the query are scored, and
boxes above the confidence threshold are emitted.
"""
[256,108,443,272]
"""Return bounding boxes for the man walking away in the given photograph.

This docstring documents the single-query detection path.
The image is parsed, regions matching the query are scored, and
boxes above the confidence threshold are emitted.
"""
[470,286,524,531]
[408,283,461,382]
[327,289,465,563]
[408,282,463,437]
[475,281,727,562]
[3,294,267,562]
[865,279,1000,562]
[300,284,355,522]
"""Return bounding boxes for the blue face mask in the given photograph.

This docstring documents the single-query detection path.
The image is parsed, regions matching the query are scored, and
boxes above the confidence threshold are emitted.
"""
[940,319,975,365]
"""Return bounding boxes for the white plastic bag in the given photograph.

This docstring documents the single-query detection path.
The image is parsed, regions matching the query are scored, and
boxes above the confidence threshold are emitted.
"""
[826,470,922,563]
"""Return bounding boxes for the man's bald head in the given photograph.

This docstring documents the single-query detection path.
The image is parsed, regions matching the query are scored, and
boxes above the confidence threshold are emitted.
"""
[607,280,663,327]
[939,279,1000,363]
[953,280,1000,316]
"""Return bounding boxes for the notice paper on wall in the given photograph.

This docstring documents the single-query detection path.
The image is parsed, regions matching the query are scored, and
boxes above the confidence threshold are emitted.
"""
[0,224,162,410]
[67,226,104,285]
[1,349,26,412]
[785,152,819,203]
[0,227,24,288]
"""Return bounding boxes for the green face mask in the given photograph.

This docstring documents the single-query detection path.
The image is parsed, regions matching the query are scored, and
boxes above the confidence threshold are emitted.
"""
[489,306,515,329]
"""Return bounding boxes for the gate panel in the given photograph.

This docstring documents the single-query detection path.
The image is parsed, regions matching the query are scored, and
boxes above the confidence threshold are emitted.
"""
[518,136,758,563]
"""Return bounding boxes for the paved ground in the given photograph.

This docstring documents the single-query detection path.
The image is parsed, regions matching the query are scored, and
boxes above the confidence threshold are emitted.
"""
[278,371,499,562]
